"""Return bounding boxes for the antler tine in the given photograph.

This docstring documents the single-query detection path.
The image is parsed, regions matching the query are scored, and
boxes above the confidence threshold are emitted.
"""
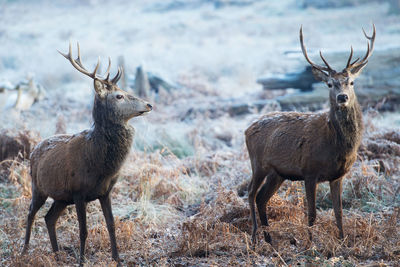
[76,43,84,68]
[92,57,100,78]
[346,46,354,68]
[57,42,72,62]
[119,66,124,81]
[102,57,112,82]
[77,42,100,78]
[59,42,101,80]
[363,23,376,45]
[111,66,123,85]
[117,67,124,83]
[362,41,371,62]
[345,24,376,71]
[299,26,331,72]
[351,57,360,65]
[92,57,100,77]
[319,51,333,71]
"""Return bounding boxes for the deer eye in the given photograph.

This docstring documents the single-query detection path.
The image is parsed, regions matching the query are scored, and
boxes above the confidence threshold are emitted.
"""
[116,94,124,100]
[327,83,333,88]
[350,81,354,86]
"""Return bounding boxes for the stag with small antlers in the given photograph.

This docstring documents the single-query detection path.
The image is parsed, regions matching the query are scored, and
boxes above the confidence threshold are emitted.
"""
[246,25,375,244]
[22,43,152,265]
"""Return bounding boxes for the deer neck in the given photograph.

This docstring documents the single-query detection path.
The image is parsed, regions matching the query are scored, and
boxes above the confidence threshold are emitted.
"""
[329,99,363,154]
[89,99,134,176]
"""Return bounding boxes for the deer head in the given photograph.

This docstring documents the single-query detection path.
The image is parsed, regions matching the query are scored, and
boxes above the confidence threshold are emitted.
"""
[59,43,152,124]
[300,25,376,109]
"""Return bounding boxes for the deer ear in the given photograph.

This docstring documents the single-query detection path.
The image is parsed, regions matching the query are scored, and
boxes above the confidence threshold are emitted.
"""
[349,61,368,78]
[311,67,329,82]
[94,79,107,98]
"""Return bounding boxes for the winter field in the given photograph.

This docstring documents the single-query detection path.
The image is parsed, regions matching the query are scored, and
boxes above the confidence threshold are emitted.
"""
[0,0,399,266]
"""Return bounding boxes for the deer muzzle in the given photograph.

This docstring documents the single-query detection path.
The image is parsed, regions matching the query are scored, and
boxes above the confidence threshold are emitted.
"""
[336,93,349,106]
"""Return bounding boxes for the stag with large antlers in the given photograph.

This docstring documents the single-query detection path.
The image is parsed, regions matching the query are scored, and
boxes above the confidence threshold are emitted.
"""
[246,25,375,244]
[22,43,152,265]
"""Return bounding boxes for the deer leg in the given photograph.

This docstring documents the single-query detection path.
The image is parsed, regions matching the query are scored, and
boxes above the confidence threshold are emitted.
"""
[248,169,266,245]
[74,197,87,266]
[330,178,344,239]
[304,179,317,242]
[45,200,67,252]
[99,194,120,264]
[22,191,47,254]
[256,172,284,243]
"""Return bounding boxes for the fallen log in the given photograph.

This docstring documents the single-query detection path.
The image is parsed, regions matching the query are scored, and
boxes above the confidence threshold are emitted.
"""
[257,66,316,92]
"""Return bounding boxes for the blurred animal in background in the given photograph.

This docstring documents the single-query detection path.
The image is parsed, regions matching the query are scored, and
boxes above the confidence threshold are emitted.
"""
[22,43,152,266]
[0,76,46,111]
[246,24,375,245]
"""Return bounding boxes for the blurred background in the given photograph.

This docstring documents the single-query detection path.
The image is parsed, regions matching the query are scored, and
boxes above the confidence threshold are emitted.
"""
[1,0,399,136]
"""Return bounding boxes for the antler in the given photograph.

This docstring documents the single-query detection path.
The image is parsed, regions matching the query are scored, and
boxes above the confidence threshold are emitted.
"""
[58,42,122,85]
[299,26,333,73]
[344,24,376,71]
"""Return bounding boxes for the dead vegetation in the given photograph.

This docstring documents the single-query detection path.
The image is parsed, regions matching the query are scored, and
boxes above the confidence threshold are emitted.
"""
[0,130,40,182]
[0,130,40,162]
[0,112,399,266]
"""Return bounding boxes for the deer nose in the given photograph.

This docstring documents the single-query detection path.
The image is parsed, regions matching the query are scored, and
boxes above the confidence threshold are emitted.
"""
[337,94,349,103]
[147,103,153,110]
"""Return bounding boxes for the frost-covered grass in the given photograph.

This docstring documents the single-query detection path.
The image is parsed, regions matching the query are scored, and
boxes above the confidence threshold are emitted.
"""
[1,113,399,266]
[1,129,399,266]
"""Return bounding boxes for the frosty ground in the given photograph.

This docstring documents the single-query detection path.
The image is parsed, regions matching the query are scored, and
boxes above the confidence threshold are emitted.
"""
[0,0,399,266]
